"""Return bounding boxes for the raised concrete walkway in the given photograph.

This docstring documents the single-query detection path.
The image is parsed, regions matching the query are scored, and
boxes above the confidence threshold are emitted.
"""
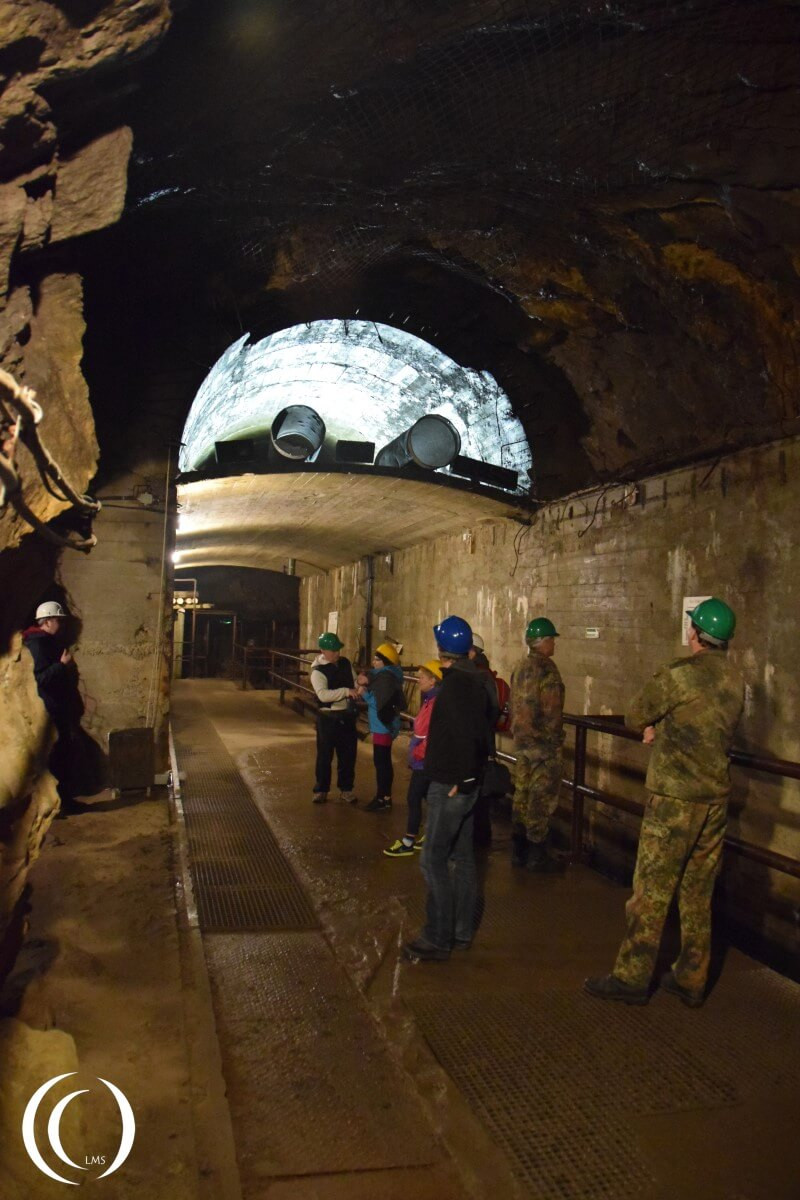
[172,679,800,1200]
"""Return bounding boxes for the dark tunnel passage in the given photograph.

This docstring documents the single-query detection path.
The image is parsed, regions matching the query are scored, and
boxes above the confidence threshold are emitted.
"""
[1,2,800,1196]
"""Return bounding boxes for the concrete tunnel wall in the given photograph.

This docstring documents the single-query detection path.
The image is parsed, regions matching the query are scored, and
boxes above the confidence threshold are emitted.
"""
[301,434,800,963]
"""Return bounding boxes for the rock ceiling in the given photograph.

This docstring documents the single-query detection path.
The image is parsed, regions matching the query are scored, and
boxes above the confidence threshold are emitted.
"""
[5,0,800,511]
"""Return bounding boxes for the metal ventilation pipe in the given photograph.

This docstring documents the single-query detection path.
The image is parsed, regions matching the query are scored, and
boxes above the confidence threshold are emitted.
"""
[374,414,461,470]
[270,405,326,460]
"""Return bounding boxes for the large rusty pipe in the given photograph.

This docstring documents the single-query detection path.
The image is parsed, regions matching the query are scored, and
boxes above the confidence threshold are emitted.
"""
[375,414,461,470]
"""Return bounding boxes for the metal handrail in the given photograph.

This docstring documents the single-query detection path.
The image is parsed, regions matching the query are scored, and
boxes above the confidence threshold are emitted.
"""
[562,713,800,781]
[262,659,800,881]
[544,714,800,880]
[235,645,317,691]
[272,670,316,699]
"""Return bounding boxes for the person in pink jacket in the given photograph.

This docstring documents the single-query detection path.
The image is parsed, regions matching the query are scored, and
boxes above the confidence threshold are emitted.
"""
[383,660,442,858]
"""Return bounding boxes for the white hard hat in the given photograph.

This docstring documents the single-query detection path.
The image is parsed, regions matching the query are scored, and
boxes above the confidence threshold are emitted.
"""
[36,601,66,620]
[471,633,485,651]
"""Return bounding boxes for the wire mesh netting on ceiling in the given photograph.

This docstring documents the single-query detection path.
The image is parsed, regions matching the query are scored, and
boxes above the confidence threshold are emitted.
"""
[132,0,797,283]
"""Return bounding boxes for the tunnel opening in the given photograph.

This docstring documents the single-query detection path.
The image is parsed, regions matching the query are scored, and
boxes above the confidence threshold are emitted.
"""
[177,319,532,489]
[171,564,301,682]
[172,318,535,577]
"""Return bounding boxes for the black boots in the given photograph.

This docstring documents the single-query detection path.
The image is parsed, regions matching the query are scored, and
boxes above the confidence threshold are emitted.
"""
[512,830,564,873]
[511,832,529,867]
[364,796,392,812]
[526,838,564,873]
[584,974,649,1005]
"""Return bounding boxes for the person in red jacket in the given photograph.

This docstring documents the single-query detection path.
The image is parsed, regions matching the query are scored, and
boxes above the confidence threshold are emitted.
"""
[383,659,442,858]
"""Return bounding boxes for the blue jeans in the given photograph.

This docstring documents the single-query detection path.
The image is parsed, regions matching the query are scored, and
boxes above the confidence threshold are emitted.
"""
[420,782,477,949]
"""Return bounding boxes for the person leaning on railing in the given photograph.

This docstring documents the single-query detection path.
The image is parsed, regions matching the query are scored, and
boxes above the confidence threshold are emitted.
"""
[584,598,744,1009]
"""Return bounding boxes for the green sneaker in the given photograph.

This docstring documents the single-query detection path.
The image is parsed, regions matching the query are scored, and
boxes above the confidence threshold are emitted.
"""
[414,835,425,851]
[384,839,415,858]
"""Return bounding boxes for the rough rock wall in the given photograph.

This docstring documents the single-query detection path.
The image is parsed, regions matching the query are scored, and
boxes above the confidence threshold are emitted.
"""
[0,1,172,980]
[302,435,800,963]
[57,465,175,774]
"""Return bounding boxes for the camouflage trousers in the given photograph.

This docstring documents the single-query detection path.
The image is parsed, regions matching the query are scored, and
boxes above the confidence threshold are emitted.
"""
[512,749,562,843]
[614,793,728,994]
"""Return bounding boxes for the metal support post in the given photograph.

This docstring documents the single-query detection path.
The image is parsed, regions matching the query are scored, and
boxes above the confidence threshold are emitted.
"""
[570,725,587,862]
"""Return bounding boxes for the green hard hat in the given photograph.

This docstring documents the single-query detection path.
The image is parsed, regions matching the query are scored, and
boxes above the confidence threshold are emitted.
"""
[525,616,559,641]
[318,631,344,651]
[686,598,736,642]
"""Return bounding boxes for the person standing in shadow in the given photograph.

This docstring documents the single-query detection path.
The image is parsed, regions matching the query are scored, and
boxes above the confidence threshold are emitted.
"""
[22,601,85,816]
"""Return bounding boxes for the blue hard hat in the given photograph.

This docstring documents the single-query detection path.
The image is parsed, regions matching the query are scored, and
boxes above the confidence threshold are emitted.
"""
[433,615,473,655]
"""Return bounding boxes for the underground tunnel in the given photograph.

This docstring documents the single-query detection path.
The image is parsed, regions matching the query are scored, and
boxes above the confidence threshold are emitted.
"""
[1,1,800,1197]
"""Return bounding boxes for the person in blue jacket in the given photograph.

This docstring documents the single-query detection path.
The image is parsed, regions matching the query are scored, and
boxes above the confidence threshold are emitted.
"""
[357,642,405,812]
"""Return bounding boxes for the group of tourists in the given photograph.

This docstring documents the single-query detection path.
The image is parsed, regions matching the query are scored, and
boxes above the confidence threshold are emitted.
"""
[309,595,743,1006]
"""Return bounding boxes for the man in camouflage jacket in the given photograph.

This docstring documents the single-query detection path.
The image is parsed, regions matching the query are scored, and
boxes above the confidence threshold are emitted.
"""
[585,597,743,1007]
[510,616,565,872]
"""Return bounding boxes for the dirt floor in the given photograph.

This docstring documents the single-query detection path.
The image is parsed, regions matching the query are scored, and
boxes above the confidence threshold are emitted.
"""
[0,786,230,1199]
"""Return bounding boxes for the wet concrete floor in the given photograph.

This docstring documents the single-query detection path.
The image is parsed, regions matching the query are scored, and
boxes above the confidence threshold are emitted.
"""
[173,679,800,1200]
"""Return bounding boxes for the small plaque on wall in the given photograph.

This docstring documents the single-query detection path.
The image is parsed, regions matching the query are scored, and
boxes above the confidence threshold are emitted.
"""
[327,611,339,634]
[585,627,600,639]
[682,595,711,645]
[378,616,388,631]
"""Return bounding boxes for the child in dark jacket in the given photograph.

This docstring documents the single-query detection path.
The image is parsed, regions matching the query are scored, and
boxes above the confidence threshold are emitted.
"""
[357,642,405,812]
[383,660,442,858]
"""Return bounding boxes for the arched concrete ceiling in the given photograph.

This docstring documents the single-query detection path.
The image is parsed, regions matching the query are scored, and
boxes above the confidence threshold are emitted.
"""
[176,472,524,574]
[63,0,800,501]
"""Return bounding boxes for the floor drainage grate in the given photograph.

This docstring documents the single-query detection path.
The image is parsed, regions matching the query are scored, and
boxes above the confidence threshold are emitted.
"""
[408,988,750,1199]
[172,704,318,932]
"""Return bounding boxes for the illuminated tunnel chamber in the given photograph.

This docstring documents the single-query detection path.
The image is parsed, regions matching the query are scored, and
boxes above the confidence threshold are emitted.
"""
[179,320,532,493]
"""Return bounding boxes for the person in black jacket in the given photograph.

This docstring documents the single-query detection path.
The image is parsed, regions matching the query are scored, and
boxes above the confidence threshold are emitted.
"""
[308,631,361,804]
[468,632,501,848]
[404,615,488,962]
[22,600,84,814]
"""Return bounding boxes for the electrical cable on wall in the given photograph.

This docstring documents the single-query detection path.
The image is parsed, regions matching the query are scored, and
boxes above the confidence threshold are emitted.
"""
[510,519,532,577]
[0,368,99,552]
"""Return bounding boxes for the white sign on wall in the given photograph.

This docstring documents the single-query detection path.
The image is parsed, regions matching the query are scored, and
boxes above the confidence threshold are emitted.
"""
[682,595,711,645]
[378,616,388,631]
[327,611,339,634]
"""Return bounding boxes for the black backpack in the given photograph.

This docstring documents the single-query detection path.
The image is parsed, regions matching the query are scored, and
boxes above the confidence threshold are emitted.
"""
[377,683,404,727]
